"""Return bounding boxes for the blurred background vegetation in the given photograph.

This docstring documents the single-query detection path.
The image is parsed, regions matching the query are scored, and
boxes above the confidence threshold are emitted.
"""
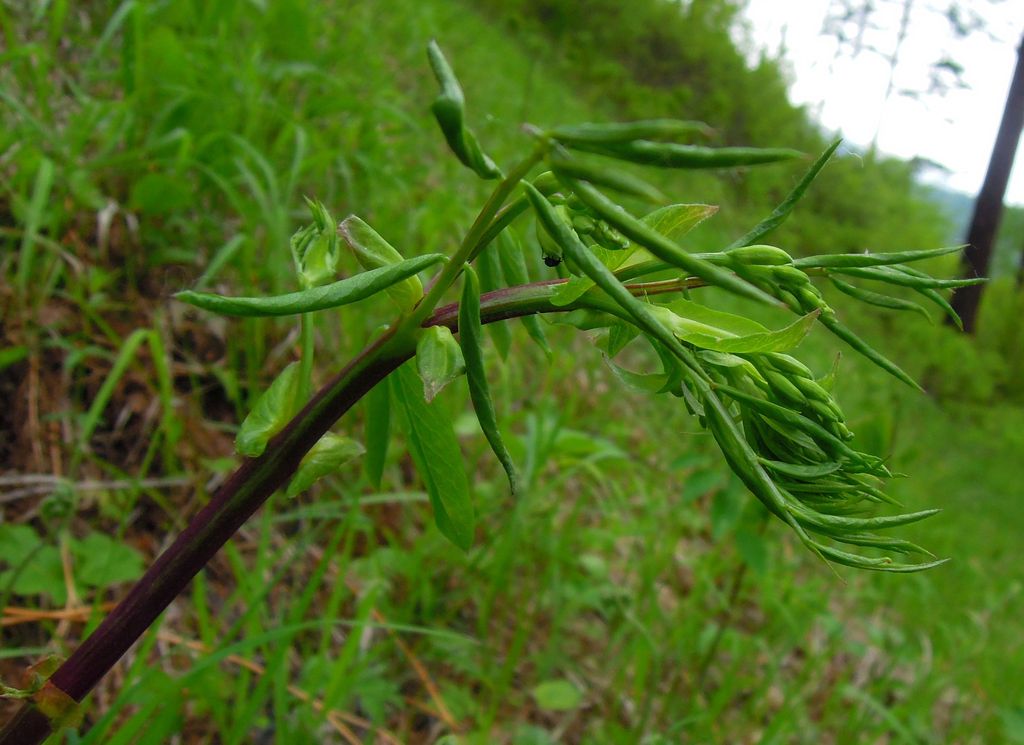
[1,0,1021,742]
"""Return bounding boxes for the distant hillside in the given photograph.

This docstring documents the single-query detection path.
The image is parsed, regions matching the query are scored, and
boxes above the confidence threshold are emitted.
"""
[923,184,1023,278]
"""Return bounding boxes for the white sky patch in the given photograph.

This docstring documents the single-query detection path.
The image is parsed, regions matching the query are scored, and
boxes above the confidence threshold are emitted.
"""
[736,0,1023,205]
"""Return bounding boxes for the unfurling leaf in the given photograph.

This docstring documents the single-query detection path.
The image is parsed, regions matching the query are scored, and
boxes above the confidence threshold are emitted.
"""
[290,197,339,288]
[391,361,475,550]
[459,266,518,493]
[338,216,433,310]
[236,362,301,457]
[286,434,365,497]
[417,326,466,402]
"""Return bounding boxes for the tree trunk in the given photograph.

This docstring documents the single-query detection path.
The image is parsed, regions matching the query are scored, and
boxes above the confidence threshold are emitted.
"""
[950,32,1024,333]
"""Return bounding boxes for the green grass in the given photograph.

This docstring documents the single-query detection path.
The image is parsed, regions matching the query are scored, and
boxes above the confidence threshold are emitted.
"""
[1,1,1022,743]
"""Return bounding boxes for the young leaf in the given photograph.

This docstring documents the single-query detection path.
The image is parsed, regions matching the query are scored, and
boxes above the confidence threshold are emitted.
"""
[561,177,777,306]
[391,361,475,550]
[290,197,339,288]
[363,382,391,490]
[549,118,712,145]
[495,231,551,355]
[426,41,501,179]
[829,276,932,322]
[793,245,964,269]
[176,255,445,317]
[236,362,301,457]
[338,216,432,310]
[476,240,512,358]
[417,326,466,403]
[728,139,841,249]
[650,299,818,354]
[286,434,365,497]
[459,266,518,493]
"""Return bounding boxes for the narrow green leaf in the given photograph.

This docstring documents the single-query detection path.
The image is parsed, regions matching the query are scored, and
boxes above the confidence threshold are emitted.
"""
[810,542,949,573]
[236,362,301,457]
[550,150,665,203]
[817,315,922,391]
[286,434,365,497]
[416,326,466,403]
[793,245,965,269]
[426,41,500,179]
[561,177,777,306]
[363,383,391,489]
[549,118,712,145]
[728,139,841,249]
[176,255,445,317]
[459,267,518,493]
[391,362,475,550]
[759,458,842,479]
[476,240,512,358]
[495,231,551,355]
[829,264,985,289]
[564,140,802,169]
[829,276,932,322]
[338,216,431,309]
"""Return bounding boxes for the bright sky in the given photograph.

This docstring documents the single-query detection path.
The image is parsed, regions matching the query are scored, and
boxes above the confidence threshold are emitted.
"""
[737,0,1023,205]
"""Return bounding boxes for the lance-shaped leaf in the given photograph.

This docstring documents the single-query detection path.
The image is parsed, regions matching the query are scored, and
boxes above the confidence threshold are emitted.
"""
[176,254,445,317]
[560,177,777,306]
[476,239,512,358]
[563,139,802,169]
[236,362,301,457]
[829,276,932,322]
[548,118,713,145]
[426,41,500,179]
[417,326,466,403]
[459,266,518,493]
[728,139,841,249]
[391,361,475,550]
[817,314,922,391]
[286,434,365,497]
[793,245,965,269]
[338,216,433,310]
[549,149,664,203]
[363,382,390,489]
[811,542,948,573]
[828,264,985,289]
[496,231,551,355]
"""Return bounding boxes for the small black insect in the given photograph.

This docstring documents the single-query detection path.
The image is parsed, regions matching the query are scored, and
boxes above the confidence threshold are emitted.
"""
[543,255,562,267]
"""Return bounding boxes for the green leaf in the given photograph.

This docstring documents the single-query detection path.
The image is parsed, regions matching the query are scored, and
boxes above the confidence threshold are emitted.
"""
[338,216,428,310]
[417,326,466,403]
[0,544,66,603]
[496,232,551,355]
[177,255,444,318]
[0,345,29,372]
[391,361,475,550]
[553,203,718,306]
[476,240,512,359]
[550,149,664,203]
[549,118,712,145]
[829,264,984,289]
[426,41,500,179]
[561,178,776,306]
[563,140,802,169]
[817,315,922,391]
[532,679,582,711]
[829,276,932,321]
[290,197,339,288]
[363,383,391,489]
[236,362,301,457]
[728,139,841,249]
[459,267,518,493]
[71,533,145,587]
[793,245,964,269]
[0,524,43,565]
[286,433,365,497]
[652,299,818,353]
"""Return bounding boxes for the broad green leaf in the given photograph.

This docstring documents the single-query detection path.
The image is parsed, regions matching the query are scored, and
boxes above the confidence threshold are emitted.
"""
[338,216,429,309]
[236,362,301,457]
[0,524,43,565]
[177,254,445,317]
[417,326,466,403]
[286,433,365,497]
[363,383,390,489]
[532,680,582,711]
[553,203,718,306]
[0,546,66,603]
[391,362,475,550]
[651,300,818,353]
[459,267,518,493]
[72,533,145,587]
